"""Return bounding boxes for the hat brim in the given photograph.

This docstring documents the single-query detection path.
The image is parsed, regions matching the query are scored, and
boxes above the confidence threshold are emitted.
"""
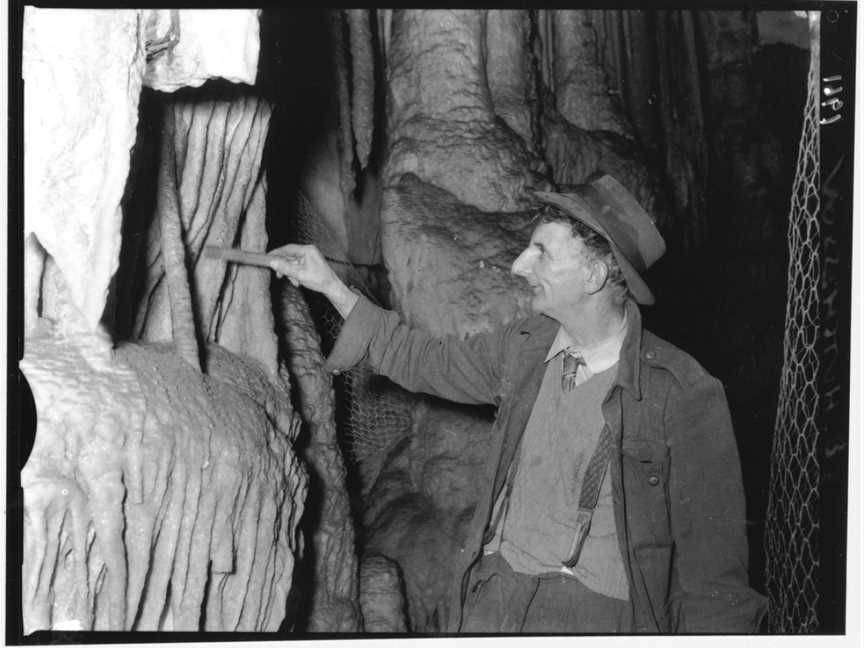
[531,191,656,305]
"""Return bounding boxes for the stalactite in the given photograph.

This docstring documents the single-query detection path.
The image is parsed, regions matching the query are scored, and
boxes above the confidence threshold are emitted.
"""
[331,9,356,201]
[279,284,362,632]
[158,106,203,372]
[348,9,375,171]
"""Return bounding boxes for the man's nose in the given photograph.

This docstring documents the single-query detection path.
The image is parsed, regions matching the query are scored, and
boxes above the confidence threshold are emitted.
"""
[511,249,532,277]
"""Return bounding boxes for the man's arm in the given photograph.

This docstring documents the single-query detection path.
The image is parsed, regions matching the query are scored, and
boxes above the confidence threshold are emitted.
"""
[268,244,509,405]
[665,374,768,633]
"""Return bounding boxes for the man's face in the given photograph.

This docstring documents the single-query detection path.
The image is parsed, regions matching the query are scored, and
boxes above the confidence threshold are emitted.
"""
[511,221,592,319]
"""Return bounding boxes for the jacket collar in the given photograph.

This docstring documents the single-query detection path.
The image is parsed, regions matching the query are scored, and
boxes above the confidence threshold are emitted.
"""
[517,299,644,400]
[615,299,644,400]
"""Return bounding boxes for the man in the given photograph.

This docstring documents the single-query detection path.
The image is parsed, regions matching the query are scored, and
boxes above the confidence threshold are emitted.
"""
[268,174,767,634]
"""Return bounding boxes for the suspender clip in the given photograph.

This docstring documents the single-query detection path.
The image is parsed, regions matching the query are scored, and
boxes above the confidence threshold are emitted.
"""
[562,508,594,568]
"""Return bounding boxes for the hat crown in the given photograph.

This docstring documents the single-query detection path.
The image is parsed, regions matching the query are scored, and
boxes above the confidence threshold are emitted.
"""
[531,175,666,304]
[582,175,665,268]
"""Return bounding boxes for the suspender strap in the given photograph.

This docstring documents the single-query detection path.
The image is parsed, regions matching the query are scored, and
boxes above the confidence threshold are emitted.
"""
[562,423,616,567]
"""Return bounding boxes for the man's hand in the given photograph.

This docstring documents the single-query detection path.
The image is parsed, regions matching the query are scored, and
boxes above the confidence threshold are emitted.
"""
[268,244,359,318]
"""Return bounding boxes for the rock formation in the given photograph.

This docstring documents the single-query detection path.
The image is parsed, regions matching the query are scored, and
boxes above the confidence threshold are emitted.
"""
[21,337,304,632]
[20,7,312,634]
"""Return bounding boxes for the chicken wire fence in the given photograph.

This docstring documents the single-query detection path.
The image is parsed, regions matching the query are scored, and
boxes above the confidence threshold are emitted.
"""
[292,192,414,465]
[763,12,822,634]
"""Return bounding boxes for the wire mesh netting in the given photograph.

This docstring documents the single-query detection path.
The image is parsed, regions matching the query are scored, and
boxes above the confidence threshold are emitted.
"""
[292,192,414,467]
[763,12,821,634]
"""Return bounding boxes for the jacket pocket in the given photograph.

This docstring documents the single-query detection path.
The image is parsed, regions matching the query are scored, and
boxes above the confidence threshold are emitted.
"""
[620,439,672,546]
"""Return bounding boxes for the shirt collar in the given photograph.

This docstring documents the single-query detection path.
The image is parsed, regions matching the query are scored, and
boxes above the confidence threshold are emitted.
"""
[545,310,629,375]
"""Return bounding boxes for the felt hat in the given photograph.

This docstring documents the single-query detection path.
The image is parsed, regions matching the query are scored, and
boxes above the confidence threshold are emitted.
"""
[532,175,666,305]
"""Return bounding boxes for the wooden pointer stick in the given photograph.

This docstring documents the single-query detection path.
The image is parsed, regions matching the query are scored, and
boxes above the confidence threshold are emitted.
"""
[202,246,300,268]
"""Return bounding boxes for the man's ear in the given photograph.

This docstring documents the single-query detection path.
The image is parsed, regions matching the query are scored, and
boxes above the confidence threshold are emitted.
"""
[585,258,609,295]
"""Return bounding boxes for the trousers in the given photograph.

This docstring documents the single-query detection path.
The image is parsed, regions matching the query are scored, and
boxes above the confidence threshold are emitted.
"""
[460,552,634,634]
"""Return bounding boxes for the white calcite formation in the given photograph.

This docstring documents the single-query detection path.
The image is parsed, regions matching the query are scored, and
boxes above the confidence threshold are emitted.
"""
[20,333,305,632]
[144,10,261,92]
[21,8,308,634]
[23,8,261,335]
[23,9,145,333]
[133,95,277,376]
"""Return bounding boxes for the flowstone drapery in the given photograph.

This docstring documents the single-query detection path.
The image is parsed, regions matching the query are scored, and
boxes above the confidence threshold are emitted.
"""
[21,337,304,632]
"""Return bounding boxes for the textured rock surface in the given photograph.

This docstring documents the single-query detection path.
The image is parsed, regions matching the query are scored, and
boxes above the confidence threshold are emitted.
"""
[279,285,361,632]
[541,113,658,214]
[363,399,492,631]
[23,8,145,331]
[133,94,277,376]
[144,9,261,91]
[485,10,538,151]
[385,9,543,212]
[381,174,534,339]
[546,9,635,137]
[20,329,305,632]
[359,555,408,632]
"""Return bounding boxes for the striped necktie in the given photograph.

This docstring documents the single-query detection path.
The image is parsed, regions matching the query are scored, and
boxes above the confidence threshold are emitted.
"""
[561,351,587,391]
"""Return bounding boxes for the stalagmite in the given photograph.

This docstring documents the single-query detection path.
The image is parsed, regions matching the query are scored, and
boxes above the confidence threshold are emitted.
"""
[359,555,408,632]
[348,9,376,171]
[279,285,361,632]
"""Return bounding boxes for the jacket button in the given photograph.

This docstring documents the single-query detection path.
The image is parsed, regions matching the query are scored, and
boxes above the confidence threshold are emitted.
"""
[648,474,660,486]
[644,350,656,360]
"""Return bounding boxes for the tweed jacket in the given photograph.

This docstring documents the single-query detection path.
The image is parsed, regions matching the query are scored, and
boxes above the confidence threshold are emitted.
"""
[326,295,768,634]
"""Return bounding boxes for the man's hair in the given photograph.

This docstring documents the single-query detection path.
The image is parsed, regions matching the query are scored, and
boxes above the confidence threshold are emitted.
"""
[534,203,631,303]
